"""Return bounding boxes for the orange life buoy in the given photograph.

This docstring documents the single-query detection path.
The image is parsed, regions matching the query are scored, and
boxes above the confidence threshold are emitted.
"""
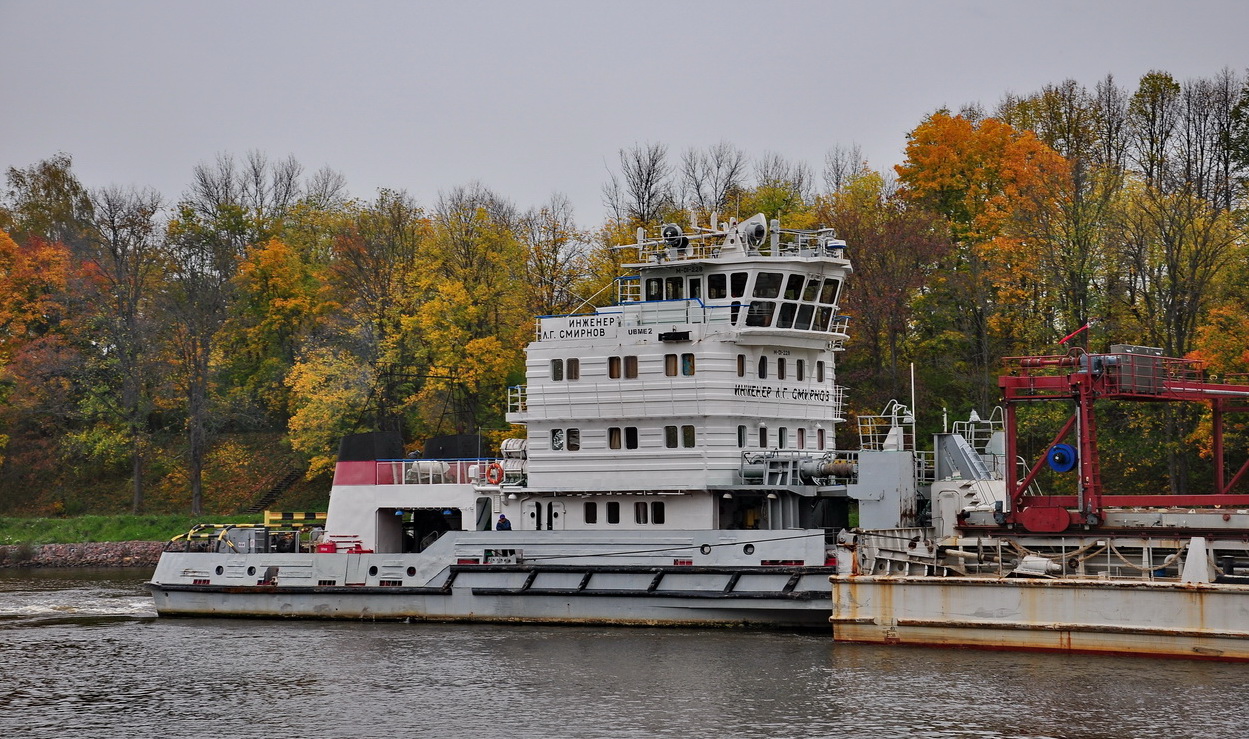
[486,463,505,485]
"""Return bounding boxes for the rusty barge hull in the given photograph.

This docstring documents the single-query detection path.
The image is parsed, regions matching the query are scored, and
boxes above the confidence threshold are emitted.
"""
[830,575,1249,661]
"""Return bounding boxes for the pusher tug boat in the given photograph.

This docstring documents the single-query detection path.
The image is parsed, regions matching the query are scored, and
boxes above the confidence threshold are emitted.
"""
[831,346,1249,660]
[150,214,882,627]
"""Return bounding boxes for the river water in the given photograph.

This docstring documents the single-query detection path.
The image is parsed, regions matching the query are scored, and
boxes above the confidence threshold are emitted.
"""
[1,569,1245,738]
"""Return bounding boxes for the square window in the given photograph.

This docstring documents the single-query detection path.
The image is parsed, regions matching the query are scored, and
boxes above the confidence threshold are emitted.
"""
[709,274,727,299]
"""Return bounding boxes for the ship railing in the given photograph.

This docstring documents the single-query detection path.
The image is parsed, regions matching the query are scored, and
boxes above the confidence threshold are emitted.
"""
[508,385,527,413]
[857,400,917,451]
[915,450,936,484]
[375,458,503,485]
[626,237,847,265]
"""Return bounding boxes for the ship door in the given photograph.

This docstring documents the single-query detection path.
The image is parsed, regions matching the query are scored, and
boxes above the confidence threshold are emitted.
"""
[523,500,540,529]
[546,501,565,530]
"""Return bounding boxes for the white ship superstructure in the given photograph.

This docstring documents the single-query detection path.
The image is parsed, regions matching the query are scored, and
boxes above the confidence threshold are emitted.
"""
[150,215,886,627]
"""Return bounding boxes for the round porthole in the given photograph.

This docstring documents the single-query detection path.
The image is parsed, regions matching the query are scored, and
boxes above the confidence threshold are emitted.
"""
[368,566,378,577]
[700,544,712,555]
[407,566,416,577]
[743,544,755,555]
[247,566,256,576]
[215,565,224,576]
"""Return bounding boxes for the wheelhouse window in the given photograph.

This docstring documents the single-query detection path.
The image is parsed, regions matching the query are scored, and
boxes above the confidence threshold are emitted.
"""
[753,272,783,299]
[730,272,748,298]
[784,274,805,300]
[688,278,702,299]
[645,278,663,300]
[709,274,727,299]
[665,276,683,299]
[745,301,775,327]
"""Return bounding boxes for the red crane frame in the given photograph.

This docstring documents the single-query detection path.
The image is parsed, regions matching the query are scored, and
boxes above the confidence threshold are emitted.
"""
[999,348,1249,533]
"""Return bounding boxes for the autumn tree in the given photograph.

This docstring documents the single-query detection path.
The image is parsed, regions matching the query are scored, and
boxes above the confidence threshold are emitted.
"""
[603,143,675,228]
[518,193,591,317]
[76,186,168,512]
[678,142,748,223]
[816,171,950,406]
[896,111,1069,407]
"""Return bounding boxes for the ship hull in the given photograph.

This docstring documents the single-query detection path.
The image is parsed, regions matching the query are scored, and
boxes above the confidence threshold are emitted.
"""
[830,575,1249,661]
[149,529,834,629]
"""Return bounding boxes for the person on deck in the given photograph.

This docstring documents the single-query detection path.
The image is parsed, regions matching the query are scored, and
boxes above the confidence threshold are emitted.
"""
[496,514,512,531]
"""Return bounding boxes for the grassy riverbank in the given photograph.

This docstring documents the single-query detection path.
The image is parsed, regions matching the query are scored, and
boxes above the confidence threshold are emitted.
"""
[0,514,261,546]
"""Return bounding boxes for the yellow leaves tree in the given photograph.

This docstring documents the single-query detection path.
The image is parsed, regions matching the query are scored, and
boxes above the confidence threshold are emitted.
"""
[896,111,1069,406]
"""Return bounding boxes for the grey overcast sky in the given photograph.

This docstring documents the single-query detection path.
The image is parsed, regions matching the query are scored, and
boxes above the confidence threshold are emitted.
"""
[2,0,1247,224]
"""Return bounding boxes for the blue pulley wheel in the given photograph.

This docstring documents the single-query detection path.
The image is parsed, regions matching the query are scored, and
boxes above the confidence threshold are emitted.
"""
[1047,443,1078,473]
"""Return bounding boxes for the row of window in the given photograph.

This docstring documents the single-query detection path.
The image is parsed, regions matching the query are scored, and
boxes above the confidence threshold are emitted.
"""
[550,424,829,451]
[737,355,827,382]
[738,425,828,450]
[553,354,828,383]
[553,354,696,381]
[643,272,843,333]
[550,426,643,451]
[644,272,841,305]
[585,500,665,525]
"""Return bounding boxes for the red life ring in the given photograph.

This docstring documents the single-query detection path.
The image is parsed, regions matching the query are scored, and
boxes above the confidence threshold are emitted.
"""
[486,463,505,485]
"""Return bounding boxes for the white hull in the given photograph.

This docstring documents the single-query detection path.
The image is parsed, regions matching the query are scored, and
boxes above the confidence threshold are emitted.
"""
[150,529,834,628]
[830,575,1249,661]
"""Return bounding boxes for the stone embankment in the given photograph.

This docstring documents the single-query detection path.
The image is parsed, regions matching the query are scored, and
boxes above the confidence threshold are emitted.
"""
[0,541,164,568]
